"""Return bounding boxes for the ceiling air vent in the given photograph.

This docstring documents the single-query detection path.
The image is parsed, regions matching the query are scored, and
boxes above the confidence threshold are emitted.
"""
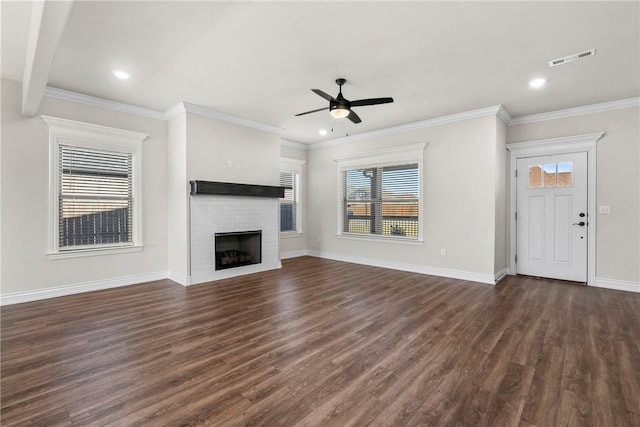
[549,49,596,67]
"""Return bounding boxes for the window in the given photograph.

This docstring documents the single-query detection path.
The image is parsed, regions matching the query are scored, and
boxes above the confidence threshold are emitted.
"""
[43,116,147,257]
[528,161,573,188]
[280,171,298,232]
[280,158,305,235]
[335,143,425,241]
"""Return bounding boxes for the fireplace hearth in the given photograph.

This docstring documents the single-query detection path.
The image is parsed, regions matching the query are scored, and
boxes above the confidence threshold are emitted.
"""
[214,230,262,270]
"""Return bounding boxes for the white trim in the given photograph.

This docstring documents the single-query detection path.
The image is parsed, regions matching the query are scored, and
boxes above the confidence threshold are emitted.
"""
[0,271,168,306]
[496,105,512,125]
[280,231,304,239]
[495,267,509,283]
[508,97,640,126]
[280,157,306,167]
[168,271,192,287]
[506,133,604,286]
[593,278,640,294]
[335,143,425,242]
[310,105,503,150]
[45,87,166,120]
[280,138,309,150]
[307,250,496,285]
[179,102,284,135]
[48,245,144,259]
[337,233,423,245]
[280,249,309,259]
[42,115,147,256]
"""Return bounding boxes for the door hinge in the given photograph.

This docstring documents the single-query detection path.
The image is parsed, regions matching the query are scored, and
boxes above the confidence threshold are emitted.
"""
[515,169,518,178]
[515,212,517,221]
[515,254,518,263]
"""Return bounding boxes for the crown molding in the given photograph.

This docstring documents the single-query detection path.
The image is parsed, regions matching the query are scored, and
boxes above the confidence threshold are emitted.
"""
[44,86,166,120]
[308,105,504,150]
[44,88,283,135]
[509,97,640,125]
[180,102,284,135]
[496,105,512,125]
[280,138,309,150]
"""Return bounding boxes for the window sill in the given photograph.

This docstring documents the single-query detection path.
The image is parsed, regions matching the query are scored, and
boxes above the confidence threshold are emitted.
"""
[280,231,303,239]
[48,245,144,260]
[337,233,424,245]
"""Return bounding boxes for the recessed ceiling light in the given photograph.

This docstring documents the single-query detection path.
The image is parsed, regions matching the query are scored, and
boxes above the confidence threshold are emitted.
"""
[319,129,328,136]
[113,70,130,80]
[529,77,546,89]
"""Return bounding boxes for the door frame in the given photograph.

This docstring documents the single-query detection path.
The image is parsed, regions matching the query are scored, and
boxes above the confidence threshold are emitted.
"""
[506,132,604,286]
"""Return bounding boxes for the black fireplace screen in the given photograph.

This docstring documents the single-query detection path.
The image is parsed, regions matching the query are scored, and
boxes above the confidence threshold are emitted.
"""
[214,230,262,270]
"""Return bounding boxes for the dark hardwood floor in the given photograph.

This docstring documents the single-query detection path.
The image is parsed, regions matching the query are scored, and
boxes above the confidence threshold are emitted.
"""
[2,256,639,426]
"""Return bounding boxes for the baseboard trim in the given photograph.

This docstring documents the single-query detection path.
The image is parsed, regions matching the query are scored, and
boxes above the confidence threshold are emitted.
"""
[0,271,169,306]
[495,268,509,283]
[306,250,496,285]
[280,249,310,259]
[593,277,640,294]
[167,271,192,287]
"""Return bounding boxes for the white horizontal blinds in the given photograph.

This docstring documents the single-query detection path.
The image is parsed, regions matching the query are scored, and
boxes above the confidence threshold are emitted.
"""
[343,163,419,238]
[59,144,133,249]
[279,171,297,232]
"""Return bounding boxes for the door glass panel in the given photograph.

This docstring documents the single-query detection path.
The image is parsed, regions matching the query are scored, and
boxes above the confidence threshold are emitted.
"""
[528,165,542,188]
[557,162,573,187]
[542,164,557,187]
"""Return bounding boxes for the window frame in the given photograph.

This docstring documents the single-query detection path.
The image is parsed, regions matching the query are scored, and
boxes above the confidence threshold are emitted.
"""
[43,116,148,259]
[334,143,426,243]
[279,157,305,237]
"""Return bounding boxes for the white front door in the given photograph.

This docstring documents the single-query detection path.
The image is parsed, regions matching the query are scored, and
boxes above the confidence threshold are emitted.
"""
[516,152,588,282]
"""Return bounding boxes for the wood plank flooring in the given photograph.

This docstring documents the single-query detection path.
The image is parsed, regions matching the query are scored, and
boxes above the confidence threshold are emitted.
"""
[2,256,639,426]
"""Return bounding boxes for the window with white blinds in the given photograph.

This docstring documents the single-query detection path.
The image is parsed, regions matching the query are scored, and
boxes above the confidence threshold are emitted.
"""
[341,163,420,239]
[279,171,298,232]
[43,115,146,257]
[59,145,134,249]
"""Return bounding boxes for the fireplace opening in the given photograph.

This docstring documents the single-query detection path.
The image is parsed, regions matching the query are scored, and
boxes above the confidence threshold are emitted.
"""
[214,230,262,270]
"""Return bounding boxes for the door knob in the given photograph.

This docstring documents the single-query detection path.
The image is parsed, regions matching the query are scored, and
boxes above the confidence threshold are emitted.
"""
[573,221,586,226]
[579,212,586,217]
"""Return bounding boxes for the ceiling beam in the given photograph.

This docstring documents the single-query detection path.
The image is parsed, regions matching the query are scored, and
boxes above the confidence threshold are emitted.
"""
[21,0,73,116]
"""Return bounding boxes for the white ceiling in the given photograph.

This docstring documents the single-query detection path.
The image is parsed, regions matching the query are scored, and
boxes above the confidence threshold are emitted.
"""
[2,1,639,143]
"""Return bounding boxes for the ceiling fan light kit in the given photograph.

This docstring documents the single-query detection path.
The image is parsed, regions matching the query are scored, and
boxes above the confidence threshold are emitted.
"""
[295,78,393,124]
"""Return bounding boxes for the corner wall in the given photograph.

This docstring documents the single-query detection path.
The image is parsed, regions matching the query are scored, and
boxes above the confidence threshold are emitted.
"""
[1,79,169,300]
[507,107,640,287]
[306,115,502,284]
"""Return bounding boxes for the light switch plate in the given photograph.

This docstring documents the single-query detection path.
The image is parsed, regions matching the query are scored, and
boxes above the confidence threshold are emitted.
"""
[599,205,611,214]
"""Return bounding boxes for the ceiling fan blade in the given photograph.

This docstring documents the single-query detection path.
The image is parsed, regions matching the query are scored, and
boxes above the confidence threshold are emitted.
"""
[351,97,394,107]
[347,110,362,124]
[311,89,336,102]
[294,106,329,116]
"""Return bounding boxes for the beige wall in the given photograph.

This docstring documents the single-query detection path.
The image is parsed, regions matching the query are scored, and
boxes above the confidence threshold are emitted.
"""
[280,143,308,256]
[306,116,501,278]
[507,107,640,283]
[167,113,189,279]
[1,79,169,294]
[494,117,508,275]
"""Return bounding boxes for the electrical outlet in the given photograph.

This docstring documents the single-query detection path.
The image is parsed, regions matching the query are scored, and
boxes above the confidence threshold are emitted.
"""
[226,160,232,168]
[440,248,447,256]
[242,161,248,170]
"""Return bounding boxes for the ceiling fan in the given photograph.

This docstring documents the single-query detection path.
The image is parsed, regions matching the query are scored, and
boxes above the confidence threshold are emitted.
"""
[295,78,394,124]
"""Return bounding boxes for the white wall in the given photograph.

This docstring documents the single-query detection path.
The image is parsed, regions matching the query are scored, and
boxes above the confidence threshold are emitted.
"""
[306,115,502,282]
[1,78,168,296]
[507,107,640,284]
